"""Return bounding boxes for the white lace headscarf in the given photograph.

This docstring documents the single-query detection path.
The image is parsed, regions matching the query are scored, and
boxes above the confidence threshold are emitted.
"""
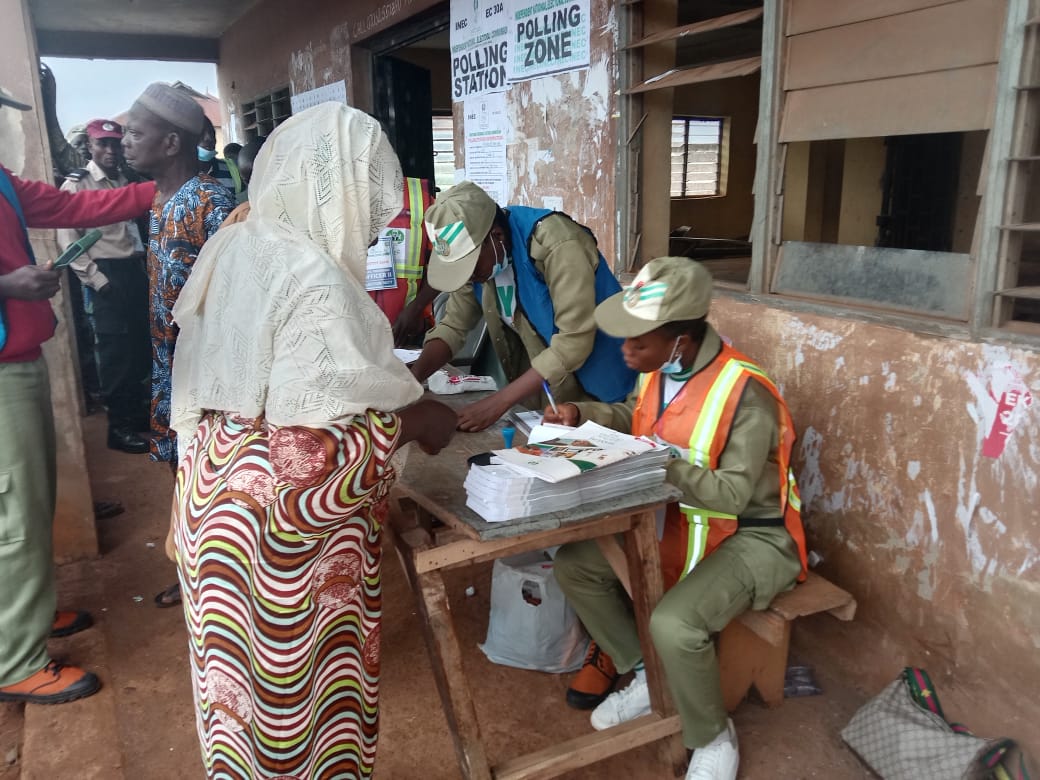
[170,103,422,458]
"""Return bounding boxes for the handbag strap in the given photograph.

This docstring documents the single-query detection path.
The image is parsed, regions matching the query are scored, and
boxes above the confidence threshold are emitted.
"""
[905,667,947,719]
[904,669,1032,780]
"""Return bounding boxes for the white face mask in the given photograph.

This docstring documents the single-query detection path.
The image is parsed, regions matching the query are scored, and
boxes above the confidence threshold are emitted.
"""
[487,236,511,278]
[659,337,684,375]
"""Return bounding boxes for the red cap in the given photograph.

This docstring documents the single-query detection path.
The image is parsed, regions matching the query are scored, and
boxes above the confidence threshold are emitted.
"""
[86,119,123,140]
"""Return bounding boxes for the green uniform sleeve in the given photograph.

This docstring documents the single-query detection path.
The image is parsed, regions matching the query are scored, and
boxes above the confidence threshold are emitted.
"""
[527,215,600,385]
[424,284,484,355]
[664,380,782,518]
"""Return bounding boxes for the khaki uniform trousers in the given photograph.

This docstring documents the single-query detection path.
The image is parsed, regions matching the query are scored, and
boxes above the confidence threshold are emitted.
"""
[554,526,801,749]
[0,358,57,685]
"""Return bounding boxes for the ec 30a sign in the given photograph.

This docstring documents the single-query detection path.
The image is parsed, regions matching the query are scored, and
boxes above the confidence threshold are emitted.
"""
[451,0,511,99]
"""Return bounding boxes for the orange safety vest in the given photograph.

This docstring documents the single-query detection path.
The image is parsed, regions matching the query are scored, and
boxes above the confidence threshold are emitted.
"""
[631,342,808,590]
[368,177,434,324]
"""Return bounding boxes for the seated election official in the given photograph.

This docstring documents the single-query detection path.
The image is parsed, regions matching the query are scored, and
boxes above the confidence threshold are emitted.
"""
[408,181,636,431]
[545,257,809,780]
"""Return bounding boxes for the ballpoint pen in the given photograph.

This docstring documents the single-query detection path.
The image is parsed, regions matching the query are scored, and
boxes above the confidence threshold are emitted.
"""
[542,379,560,416]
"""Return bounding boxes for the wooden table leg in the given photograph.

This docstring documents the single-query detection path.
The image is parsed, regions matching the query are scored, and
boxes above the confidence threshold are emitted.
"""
[386,523,493,780]
[623,511,688,778]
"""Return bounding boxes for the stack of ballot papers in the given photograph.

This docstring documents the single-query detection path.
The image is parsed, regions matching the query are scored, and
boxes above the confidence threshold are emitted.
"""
[465,421,672,522]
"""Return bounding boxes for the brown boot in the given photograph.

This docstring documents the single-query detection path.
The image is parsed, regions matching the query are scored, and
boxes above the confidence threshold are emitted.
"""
[0,661,101,705]
[566,641,619,710]
[50,610,93,638]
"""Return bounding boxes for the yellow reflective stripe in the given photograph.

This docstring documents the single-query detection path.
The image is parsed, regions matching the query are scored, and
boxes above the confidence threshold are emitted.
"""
[678,507,711,578]
[787,468,801,511]
[687,360,745,467]
[402,178,426,304]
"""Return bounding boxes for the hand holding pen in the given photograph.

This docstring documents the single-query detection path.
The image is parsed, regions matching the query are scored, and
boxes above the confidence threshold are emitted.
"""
[541,380,580,426]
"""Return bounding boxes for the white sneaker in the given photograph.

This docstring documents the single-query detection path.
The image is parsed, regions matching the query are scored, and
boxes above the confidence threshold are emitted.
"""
[685,719,739,780]
[589,672,650,730]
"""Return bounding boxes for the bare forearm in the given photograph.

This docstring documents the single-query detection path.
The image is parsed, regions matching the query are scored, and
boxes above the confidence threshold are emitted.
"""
[411,338,453,382]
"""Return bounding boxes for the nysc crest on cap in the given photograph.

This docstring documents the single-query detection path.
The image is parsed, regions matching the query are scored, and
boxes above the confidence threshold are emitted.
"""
[423,181,497,292]
[595,256,713,338]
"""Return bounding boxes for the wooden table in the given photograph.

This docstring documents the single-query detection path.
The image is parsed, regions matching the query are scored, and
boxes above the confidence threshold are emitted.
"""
[387,401,686,780]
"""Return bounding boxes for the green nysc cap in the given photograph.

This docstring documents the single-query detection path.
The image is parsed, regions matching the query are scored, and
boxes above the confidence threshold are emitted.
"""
[595,256,713,338]
[423,181,497,292]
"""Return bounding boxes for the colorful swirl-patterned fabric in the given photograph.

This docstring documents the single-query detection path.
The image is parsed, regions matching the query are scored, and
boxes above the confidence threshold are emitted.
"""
[174,409,400,779]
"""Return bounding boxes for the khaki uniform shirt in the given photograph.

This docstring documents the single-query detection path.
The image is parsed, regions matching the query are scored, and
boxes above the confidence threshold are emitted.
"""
[425,213,602,405]
[57,160,145,291]
[574,326,785,519]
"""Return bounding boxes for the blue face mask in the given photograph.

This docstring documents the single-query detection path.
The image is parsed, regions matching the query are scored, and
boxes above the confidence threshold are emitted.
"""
[488,238,511,278]
[659,337,685,375]
[197,146,217,162]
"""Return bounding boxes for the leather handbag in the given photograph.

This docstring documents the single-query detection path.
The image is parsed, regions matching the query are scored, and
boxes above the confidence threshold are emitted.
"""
[841,667,1031,780]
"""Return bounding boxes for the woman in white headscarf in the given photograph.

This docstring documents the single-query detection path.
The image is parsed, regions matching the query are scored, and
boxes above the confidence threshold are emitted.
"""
[168,103,457,779]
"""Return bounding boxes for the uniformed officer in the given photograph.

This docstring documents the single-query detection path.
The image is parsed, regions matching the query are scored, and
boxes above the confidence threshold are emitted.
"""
[58,119,151,454]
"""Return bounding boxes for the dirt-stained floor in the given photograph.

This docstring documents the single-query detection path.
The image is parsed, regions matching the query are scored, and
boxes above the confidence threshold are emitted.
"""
[4,413,876,779]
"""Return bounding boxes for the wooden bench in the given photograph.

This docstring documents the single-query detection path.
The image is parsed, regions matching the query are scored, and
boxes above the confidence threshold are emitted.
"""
[719,571,857,710]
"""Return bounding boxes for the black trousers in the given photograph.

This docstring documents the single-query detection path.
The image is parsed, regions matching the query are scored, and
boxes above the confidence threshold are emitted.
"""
[88,257,150,432]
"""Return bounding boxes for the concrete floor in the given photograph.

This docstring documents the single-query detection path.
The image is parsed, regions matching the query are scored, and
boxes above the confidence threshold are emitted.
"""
[2,413,877,779]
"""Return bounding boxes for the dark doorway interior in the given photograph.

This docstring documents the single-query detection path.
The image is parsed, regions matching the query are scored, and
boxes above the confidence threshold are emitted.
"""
[368,4,452,191]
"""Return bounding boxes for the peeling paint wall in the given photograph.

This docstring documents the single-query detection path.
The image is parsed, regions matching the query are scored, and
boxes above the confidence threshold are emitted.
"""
[483,0,618,263]
[713,299,1040,749]
[221,0,618,264]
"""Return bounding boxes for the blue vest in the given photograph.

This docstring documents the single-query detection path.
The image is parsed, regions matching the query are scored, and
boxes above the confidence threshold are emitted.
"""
[475,207,635,403]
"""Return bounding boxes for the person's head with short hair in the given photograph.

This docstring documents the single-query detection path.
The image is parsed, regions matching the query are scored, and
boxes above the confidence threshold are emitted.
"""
[422,181,512,292]
[122,82,203,179]
[197,116,218,170]
[594,256,713,375]
[85,118,124,178]
[223,142,242,161]
[237,136,266,185]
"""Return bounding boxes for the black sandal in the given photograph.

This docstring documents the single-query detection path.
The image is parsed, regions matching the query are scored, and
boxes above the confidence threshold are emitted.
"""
[153,582,182,608]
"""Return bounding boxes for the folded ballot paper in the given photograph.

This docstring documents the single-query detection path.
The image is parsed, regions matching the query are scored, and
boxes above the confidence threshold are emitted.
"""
[464,421,671,523]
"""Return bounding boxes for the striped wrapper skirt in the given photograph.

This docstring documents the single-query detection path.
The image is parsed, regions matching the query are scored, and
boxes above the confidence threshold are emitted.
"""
[173,410,401,779]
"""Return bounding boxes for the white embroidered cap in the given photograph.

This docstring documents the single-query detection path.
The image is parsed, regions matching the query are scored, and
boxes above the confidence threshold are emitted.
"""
[595,257,713,338]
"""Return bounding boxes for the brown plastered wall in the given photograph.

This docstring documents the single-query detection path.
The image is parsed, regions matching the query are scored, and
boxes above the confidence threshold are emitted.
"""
[0,0,97,561]
[218,0,444,134]
[712,297,1040,755]
[670,73,759,241]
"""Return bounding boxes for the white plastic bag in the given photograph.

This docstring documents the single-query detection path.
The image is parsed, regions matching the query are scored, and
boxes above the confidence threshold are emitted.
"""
[479,550,588,673]
[427,370,498,394]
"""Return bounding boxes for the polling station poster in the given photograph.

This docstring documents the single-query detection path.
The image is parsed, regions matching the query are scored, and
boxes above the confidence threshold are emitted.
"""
[509,0,590,82]
[450,0,512,100]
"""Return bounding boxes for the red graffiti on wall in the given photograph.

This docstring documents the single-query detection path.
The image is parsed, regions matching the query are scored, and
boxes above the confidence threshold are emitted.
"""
[981,365,1033,458]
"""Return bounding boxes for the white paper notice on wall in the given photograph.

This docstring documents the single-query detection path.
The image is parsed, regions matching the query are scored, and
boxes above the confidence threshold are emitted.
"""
[450,0,511,100]
[509,0,591,82]
[542,195,564,212]
[464,92,509,206]
[290,81,348,114]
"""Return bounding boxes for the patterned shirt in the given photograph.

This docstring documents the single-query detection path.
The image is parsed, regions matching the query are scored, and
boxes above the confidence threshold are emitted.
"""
[148,175,233,464]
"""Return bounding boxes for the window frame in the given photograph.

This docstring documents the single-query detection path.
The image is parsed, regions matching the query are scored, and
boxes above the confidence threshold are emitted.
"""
[669,115,729,200]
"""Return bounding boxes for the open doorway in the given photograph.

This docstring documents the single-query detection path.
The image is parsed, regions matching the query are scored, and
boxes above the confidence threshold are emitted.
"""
[366,4,454,193]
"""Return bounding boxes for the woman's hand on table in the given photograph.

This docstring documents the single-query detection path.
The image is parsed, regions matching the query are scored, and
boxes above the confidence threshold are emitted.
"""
[542,402,580,427]
[398,399,458,454]
[457,394,512,432]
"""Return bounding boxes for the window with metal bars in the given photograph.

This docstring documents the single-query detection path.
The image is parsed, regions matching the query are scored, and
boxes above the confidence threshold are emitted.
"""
[432,114,455,193]
[670,116,725,198]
